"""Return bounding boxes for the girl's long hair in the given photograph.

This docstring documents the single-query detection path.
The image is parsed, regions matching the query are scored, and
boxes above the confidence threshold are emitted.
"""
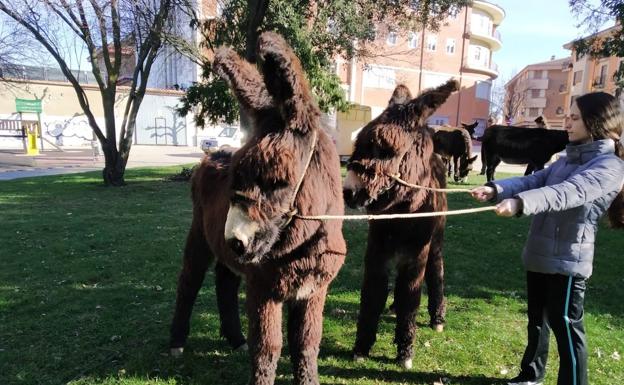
[576,92,624,228]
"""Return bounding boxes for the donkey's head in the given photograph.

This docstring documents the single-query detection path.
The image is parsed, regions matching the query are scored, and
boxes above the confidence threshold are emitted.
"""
[343,80,459,212]
[455,154,478,182]
[215,32,320,263]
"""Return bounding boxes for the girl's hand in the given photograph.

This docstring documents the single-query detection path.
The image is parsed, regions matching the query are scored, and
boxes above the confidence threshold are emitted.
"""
[496,198,522,217]
[470,186,495,202]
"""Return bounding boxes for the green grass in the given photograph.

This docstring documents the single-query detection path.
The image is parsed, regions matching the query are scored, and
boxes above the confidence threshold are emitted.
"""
[0,168,622,385]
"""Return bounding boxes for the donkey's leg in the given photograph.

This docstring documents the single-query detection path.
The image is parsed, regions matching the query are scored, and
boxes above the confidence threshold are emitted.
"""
[215,262,246,350]
[353,240,391,359]
[393,249,428,369]
[453,156,461,181]
[524,163,535,175]
[479,145,487,175]
[170,221,212,356]
[425,229,446,332]
[287,286,328,385]
[486,155,501,182]
[247,291,283,385]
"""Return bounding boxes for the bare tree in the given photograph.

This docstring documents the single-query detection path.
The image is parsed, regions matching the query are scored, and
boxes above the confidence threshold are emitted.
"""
[489,77,506,122]
[0,0,186,185]
[503,78,526,125]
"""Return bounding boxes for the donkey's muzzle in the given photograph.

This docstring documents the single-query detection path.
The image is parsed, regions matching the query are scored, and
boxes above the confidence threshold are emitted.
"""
[227,238,246,257]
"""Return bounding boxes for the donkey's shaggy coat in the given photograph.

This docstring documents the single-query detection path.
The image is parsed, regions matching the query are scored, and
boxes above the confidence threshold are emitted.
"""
[169,32,346,385]
[343,80,459,369]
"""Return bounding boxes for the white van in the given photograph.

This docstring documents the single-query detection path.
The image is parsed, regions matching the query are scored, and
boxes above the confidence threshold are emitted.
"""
[200,125,244,153]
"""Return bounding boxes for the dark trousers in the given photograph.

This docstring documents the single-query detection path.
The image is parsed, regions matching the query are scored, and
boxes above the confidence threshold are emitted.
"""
[518,271,588,385]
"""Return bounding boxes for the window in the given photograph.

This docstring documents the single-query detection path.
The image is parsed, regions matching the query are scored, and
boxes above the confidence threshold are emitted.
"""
[598,64,608,85]
[426,35,437,51]
[473,46,482,61]
[387,31,398,46]
[363,65,396,89]
[531,89,540,98]
[475,81,491,100]
[423,73,452,89]
[470,11,492,36]
[529,107,539,117]
[445,38,455,54]
[573,70,583,85]
[428,116,449,126]
[408,32,419,49]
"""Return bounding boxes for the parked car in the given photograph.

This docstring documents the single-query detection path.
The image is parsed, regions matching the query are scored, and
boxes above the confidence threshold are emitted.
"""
[200,126,244,153]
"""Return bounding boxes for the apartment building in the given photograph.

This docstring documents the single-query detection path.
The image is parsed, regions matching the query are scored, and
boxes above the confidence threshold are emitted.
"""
[334,0,505,135]
[504,57,569,128]
[562,25,623,112]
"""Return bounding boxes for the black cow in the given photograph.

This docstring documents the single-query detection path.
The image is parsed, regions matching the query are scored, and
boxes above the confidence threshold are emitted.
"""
[433,123,478,182]
[480,125,569,181]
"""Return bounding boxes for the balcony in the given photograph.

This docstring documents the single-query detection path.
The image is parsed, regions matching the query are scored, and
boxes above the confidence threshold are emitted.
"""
[593,75,606,89]
[472,0,505,25]
[525,78,549,89]
[468,26,502,51]
[559,83,568,93]
[561,60,573,72]
[463,57,499,78]
[525,97,547,108]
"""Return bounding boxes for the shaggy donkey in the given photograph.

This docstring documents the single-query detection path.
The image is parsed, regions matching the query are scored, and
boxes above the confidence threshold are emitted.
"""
[433,124,478,182]
[343,80,459,369]
[169,32,346,385]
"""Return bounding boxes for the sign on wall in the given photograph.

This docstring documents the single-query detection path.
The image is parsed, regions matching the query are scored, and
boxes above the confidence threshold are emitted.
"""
[15,98,43,113]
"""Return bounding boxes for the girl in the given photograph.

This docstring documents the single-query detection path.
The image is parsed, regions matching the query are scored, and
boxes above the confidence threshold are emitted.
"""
[471,91,624,385]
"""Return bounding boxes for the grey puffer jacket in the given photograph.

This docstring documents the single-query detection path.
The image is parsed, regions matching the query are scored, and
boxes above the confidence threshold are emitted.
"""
[489,139,624,278]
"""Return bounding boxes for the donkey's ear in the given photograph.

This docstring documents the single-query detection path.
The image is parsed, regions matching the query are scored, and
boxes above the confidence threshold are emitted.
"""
[388,84,413,107]
[469,155,478,163]
[256,31,319,133]
[213,47,273,112]
[409,79,459,126]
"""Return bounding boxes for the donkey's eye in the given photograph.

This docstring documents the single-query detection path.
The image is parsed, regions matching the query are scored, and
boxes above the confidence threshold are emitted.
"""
[231,191,259,206]
[372,145,396,159]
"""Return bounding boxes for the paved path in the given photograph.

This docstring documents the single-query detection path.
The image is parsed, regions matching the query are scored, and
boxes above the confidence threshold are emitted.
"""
[0,145,205,181]
[0,142,527,181]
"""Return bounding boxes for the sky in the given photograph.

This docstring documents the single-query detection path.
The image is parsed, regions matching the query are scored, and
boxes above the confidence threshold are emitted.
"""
[492,0,611,81]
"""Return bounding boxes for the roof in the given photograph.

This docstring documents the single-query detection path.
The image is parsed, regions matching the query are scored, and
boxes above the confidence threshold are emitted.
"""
[506,57,571,86]
[562,24,620,50]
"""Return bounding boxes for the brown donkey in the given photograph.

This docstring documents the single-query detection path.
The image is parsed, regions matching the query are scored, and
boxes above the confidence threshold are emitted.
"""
[169,32,346,385]
[343,80,459,369]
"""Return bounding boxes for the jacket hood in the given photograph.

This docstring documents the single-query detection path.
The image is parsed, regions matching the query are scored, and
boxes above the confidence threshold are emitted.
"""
[566,139,615,164]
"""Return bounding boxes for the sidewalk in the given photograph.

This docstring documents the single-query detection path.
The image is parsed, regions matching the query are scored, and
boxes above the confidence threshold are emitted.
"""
[1,143,527,181]
[0,145,205,181]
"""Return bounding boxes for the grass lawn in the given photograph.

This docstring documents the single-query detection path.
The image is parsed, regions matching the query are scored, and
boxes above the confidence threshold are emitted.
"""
[1,167,622,385]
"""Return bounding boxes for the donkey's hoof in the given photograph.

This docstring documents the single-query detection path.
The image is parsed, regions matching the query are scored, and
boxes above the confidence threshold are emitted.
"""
[353,353,366,363]
[235,343,248,352]
[432,324,444,333]
[401,358,413,370]
[170,347,184,357]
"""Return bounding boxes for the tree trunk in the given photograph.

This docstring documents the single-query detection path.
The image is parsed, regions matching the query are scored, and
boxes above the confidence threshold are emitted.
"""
[101,140,127,186]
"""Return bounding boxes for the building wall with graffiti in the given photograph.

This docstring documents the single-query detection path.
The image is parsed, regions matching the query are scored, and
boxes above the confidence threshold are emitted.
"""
[0,79,198,150]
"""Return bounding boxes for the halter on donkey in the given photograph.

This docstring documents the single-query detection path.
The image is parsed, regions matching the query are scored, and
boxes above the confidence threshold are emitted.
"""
[343,79,459,369]
[169,32,346,385]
